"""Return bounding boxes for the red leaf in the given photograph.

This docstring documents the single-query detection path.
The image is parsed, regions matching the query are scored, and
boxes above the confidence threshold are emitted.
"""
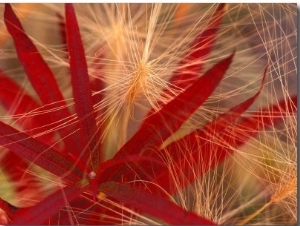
[86,155,165,224]
[0,152,41,198]
[0,121,83,183]
[153,67,267,193]
[0,70,58,146]
[224,95,297,147]
[89,53,106,152]
[91,154,164,199]
[11,182,88,225]
[143,3,226,118]
[0,198,18,223]
[169,3,226,88]
[104,66,267,195]
[100,52,234,183]
[90,53,105,107]
[0,71,69,195]
[0,71,86,194]
[65,3,101,170]
[156,94,297,194]
[98,182,215,225]
[4,3,83,158]
[47,193,101,225]
[4,4,66,112]
[116,52,234,158]
[166,66,267,163]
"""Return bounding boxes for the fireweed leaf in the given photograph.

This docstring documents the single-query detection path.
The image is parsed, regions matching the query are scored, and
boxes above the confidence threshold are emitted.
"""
[169,3,227,88]
[90,155,164,224]
[4,3,67,118]
[0,70,59,146]
[155,95,297,194]
[0,198,18,222]
[143,3,226,118]
[98,181,215,225]
[90,54,105,108]
[101,52,234,183]
[57,8,105,110]
[65,3,101,170]
[0,121,83,182]
[0,151,40,201]
[92,154,164,198]
[153,67,268,193]
[4,4,83,158]
[0,70,58,195]
[10,182,89,225]
[118,52,234,157]
[104,65,267,195]
[47,193,100,225]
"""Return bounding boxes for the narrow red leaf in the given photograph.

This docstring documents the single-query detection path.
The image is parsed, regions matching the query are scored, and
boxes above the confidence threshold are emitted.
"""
[0,121,83,182]
[65,3,101,170]
[47,155,164,224]
[0,198,18,223]
[90,53,105,107]
[47,193,101,225]
[0,152,41,197]
[4,4,83,158]
[143,3,226,118]
[98,182,215,225]
[156,95,297,194]
[0,71,53,194]
[91,154,164,198]
[109,53,234,177]
[4,4,66,113]
[160,66,267,167]
[224,95,297,147]
[11,182,88,225]
[115,52,234,159]
[0,70,58,146]
[99,52,234,183]
[104,66,266,194]
[0,71,86,194]
[170,3,226,88]
[89,53,106,152]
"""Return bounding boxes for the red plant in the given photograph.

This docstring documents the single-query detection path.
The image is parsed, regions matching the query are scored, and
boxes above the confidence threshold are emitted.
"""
[0,3,296,225]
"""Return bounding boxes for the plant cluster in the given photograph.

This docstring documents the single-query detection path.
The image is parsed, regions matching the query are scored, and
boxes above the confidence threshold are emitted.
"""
[0,3,297,225]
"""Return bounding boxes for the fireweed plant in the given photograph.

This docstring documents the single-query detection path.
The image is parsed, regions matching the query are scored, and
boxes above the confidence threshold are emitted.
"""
[0,3,296,225]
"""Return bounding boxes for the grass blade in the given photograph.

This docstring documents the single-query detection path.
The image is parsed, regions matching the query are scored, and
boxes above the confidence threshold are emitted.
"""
[65,3,100,170]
